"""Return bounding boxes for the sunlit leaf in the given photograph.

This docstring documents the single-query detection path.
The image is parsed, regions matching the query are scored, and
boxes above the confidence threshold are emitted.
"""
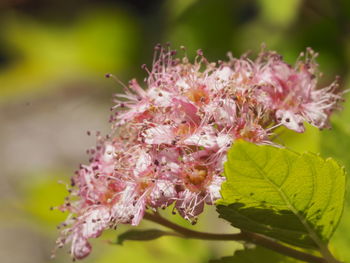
[320,92,350,262]
[217,141,346,249]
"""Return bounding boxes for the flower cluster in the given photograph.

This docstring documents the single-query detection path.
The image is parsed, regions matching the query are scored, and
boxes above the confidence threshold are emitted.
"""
[54,45,342,260]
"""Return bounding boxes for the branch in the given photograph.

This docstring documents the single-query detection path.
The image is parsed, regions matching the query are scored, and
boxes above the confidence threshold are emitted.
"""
[144,212,327,263]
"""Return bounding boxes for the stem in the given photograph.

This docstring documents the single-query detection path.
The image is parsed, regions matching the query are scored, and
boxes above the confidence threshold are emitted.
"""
[144,212,328,263]
[144,212,245,241]
[317,243,341,263]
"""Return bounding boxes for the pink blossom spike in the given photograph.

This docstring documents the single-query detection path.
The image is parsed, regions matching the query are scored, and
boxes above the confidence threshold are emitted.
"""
[55,45,342,260]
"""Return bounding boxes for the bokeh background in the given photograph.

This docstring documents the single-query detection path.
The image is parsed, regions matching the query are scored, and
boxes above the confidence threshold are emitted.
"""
[1,0,350,262]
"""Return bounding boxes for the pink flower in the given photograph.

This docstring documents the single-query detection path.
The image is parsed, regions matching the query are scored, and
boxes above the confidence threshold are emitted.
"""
[55,45,342,260]
[236,48,341,132]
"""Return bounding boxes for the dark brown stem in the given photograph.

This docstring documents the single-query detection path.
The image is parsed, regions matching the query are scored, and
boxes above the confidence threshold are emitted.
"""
[144,212,327,263]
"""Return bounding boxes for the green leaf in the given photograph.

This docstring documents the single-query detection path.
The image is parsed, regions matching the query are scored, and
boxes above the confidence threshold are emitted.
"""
[210,246,300,263]
[116,229,175,245]
[320,93,350,262]
[217,140,346,249]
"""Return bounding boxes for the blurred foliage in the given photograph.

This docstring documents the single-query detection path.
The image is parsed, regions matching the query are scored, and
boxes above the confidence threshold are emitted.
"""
[1,0,350,262]
[22,173,69,227]
[0,7,140,101]
[210,246,301,263]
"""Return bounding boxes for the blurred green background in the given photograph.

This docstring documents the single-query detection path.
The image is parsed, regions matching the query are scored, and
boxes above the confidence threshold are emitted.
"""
[1,0,350,262]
